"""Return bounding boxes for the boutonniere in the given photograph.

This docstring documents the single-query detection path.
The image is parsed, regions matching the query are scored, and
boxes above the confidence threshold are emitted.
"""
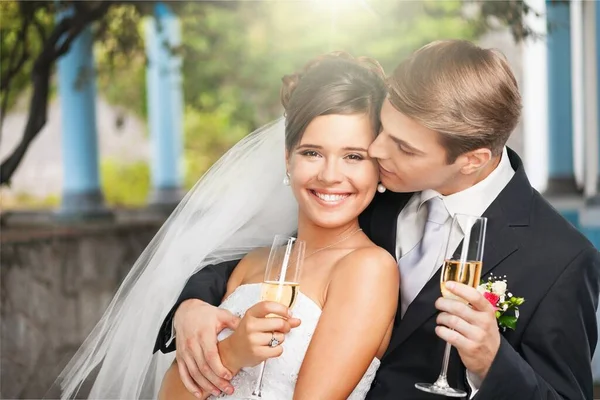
[477,273,525,331]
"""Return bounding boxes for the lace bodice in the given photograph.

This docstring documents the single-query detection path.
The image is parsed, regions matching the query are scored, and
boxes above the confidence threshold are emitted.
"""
[209,284,380,400]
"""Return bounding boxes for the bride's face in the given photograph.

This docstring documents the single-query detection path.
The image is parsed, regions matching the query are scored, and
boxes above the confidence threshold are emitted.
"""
[286,113,379,229]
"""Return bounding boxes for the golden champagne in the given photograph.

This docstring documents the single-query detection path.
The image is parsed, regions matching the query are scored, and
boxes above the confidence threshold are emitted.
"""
[440,260,482,302]
[261,281,300,309]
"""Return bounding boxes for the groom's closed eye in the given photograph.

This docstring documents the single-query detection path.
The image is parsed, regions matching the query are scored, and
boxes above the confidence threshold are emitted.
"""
[398,147,416,157]
[389,136,422,156]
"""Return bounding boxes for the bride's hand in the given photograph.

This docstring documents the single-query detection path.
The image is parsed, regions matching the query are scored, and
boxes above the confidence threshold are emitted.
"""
[220,301,301,371]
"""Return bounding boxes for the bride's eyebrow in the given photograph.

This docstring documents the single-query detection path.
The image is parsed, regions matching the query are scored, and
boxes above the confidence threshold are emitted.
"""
[296,144,323,150]
[342,146,368,152]
[296,144,368,152]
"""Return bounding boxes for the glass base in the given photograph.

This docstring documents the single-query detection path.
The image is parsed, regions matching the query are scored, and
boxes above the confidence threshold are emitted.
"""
[415,382,467,398]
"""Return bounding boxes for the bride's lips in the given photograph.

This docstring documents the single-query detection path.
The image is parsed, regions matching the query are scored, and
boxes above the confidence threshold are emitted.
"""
[308,189,352,207]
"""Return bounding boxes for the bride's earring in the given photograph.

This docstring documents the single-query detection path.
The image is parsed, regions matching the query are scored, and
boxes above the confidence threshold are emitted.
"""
[377,183,386,193]
[283,172,291,186]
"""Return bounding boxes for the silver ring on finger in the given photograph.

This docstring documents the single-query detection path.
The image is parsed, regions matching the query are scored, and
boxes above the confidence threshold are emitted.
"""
[268,332,280,347]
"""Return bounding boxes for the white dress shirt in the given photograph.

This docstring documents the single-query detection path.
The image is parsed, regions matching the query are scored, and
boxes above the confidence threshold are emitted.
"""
[395,147,515,396]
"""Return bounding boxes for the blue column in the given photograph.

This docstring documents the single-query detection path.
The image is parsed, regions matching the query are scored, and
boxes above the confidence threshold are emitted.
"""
[56,7,110,219]
[145,3,184,207]
[545,1,579,195]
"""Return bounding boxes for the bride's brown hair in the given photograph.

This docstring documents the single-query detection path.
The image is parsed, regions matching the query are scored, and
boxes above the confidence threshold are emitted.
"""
[280,52,386,152]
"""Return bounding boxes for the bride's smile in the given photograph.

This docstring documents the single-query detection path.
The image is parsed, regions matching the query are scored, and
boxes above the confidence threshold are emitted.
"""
[309,189,351,206]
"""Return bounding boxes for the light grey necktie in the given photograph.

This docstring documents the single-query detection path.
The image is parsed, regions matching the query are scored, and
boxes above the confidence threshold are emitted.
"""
[398,196,450,317]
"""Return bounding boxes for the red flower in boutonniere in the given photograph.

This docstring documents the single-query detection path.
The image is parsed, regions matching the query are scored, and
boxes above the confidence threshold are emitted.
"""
[483,292,500,308]
[478,273,525,331]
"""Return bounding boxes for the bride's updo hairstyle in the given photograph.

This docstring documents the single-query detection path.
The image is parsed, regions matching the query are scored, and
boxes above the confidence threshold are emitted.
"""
[280,52,386,152]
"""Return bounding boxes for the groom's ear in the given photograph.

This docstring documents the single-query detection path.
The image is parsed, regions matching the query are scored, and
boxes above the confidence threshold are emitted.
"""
[459,148,493,175]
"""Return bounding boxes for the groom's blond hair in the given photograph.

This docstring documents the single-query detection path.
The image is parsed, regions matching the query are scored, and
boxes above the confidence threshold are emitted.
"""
[387,40,522,163]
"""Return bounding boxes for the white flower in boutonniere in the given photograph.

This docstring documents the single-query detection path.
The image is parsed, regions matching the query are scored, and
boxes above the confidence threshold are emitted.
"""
[479,273,525,331]
[492,280,507,296]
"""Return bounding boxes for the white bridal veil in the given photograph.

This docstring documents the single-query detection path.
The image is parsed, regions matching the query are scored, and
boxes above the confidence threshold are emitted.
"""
[57,118,299,399]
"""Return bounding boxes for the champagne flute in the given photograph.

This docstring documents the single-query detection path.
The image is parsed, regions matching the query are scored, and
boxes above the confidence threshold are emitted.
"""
[250,235,305,398]
[415,214,487,398]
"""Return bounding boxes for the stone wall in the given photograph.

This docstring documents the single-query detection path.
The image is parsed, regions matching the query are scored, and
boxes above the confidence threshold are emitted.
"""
[1,219,162,399]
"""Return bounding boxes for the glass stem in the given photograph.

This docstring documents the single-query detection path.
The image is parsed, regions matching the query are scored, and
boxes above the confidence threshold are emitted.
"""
[435,342,453,387]
[251,360,267,397]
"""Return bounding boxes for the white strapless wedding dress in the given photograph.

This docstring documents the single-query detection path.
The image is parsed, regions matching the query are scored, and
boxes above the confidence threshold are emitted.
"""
[209,284,380,400]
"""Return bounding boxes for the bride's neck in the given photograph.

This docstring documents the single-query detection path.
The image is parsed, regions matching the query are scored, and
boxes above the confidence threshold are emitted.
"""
[296,213,361,253]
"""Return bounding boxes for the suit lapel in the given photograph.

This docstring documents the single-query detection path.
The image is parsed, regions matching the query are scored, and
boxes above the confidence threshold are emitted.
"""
[384,149,531,357]
[384,266,442,358]
[479,203,520,277]
[369,191,413,257]
[479,148,531,277]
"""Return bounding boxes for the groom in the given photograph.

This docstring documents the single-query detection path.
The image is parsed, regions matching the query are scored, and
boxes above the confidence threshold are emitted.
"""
[154,40,600,399]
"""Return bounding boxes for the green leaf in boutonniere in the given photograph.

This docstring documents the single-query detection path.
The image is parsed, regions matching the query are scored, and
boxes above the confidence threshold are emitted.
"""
[498,315,518,331]
[509,296,525,306]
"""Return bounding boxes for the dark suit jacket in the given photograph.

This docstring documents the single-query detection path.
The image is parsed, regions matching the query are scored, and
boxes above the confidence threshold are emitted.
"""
[155,149,600,399]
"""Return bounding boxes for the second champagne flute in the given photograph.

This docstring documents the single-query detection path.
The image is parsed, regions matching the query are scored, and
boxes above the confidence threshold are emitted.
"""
[415,213,487,398]
[250,235,305,399]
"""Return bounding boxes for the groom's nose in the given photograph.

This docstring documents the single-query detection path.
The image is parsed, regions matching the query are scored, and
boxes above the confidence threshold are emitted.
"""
[368,133,387,160]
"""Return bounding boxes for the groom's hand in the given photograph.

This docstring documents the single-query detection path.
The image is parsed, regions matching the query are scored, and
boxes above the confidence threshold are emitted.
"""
[174,299,240,398]
[434,282,500,381]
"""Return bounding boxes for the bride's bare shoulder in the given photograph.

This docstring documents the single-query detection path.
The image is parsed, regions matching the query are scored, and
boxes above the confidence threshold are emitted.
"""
[330,246,399,290]
[228,247,270,287]
[239,247,270,270]
[345,245,396,268]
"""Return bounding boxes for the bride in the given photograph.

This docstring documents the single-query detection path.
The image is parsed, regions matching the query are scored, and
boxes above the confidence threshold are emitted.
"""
[57,52,398,400]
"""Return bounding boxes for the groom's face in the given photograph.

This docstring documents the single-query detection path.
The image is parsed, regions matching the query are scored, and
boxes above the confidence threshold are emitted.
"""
[368,99,464,195]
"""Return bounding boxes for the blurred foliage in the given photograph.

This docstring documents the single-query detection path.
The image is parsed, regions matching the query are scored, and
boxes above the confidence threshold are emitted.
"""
[175,0,482,188]
[95,4,147,118]
[1,0,546,206]
[182,104,250,188]
[0,190,59,209]
[100,159,150,206]
[0,1,55,114]
[176,0,481,127]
